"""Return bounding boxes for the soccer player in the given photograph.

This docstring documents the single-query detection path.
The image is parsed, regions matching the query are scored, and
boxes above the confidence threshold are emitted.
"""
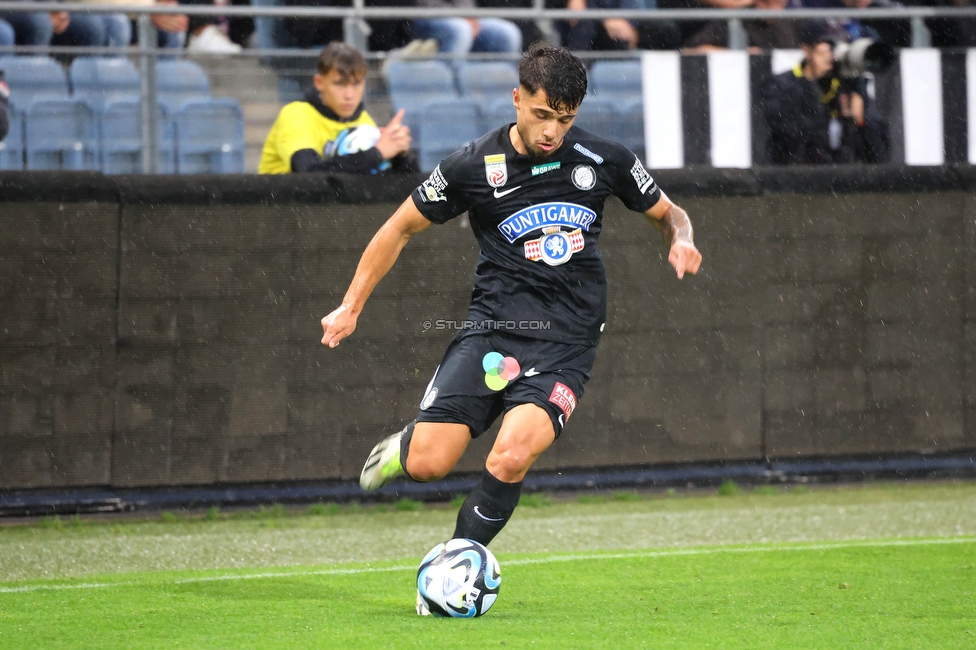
[259,42,414,175]
[321,42,701,567]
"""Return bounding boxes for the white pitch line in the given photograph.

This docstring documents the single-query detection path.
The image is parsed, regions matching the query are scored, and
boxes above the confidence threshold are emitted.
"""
[2,536,973,595]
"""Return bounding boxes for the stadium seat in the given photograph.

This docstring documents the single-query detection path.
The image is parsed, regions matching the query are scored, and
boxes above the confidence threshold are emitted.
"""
[386,59,458,138]
[100,99,175,174]
[417,99,481,172]
[69,57,141,111]
[25,98,98,170]
[174,98,245,174]
[618,102,645,163]
[0,105,24,170]
[483,97,515,134]
[573,98,618,143]
[457,61,518,104]
[591,60,644,158]
[0,56,69,108]
[156,60,210,114]
[590,60,642,106]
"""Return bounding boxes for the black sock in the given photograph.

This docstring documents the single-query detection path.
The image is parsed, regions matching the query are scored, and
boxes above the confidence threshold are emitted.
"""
[453,468,522,546]
[399,421,416,480]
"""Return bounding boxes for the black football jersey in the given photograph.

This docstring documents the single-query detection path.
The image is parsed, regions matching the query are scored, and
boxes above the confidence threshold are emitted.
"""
[411,124,662,346]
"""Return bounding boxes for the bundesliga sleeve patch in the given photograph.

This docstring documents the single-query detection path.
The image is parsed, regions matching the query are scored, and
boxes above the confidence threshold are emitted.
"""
[549,382,577,419]
[419,165,448,203]
[630,157,655,195]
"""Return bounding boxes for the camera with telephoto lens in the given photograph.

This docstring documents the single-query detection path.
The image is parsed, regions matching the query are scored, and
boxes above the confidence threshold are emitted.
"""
[832,37,895,78]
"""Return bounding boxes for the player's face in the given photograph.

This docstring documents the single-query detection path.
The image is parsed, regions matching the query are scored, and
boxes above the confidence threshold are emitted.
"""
[512,87,577,159]
[313,69,367,119]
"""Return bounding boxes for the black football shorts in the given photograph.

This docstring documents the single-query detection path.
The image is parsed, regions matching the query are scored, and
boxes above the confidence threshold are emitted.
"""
[415,329,598,439]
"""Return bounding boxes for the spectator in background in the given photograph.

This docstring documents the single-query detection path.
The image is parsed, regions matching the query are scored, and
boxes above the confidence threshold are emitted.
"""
[554,0,681,51]
[50,5,132,49]
[478,0,547,50]
[762,21,890,164]
[413,0,523,54]
[283,0,413,52]
[0,6,53,49]
[260,42,416,174]
[802,0,911,47]
[920,0,976,46]
[683,0,798,52]
[657,0,755,47]
[179,0,242,52]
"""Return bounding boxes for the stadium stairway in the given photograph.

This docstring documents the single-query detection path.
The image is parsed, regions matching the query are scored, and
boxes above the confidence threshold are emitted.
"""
[193,55,279,173]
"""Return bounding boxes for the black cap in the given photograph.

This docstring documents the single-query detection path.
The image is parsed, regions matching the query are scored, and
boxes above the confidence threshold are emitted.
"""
[797,21,832,46]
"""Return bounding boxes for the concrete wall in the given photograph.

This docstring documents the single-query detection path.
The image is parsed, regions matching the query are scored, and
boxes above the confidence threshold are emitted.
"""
[1,170,974,489]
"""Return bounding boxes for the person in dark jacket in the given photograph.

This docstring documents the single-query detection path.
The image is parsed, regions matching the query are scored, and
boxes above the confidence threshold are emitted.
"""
[762,21,890,164]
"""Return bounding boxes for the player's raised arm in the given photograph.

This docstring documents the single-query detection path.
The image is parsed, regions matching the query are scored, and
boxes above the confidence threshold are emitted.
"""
[321,196,432,347]
[644,192,702,280]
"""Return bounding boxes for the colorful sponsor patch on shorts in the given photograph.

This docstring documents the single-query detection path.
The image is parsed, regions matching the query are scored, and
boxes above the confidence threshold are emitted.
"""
[549,382,577,419]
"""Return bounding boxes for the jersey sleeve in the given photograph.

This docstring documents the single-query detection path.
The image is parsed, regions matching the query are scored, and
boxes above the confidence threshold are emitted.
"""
[410,147,474,224]
[610,144,662,214]
[271,103,321,171]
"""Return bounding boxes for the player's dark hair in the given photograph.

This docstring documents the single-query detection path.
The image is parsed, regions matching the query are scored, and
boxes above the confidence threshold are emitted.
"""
[317,42,367,82]
[518,42,587,112]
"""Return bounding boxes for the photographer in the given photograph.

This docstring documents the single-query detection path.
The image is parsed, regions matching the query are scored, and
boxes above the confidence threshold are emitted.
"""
[762,21,891,165]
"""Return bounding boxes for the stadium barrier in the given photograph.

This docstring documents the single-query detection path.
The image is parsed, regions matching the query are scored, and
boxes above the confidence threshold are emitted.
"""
[0,165,974,491]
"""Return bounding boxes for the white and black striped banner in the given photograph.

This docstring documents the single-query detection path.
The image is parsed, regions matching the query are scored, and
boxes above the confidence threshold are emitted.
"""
[641,49,972,168]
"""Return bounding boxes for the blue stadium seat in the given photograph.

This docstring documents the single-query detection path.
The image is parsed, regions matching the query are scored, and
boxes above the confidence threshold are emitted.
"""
[0,56,69,108]
[590,60,642,106]
[100,99,175,174]
[618,102,645,163]
[573,98,618,143]
[386,60,458,138]
[70,57,141,110]
[277,76,305,103]
[483,97,515,134]
[0,105,24,170]
[417,99,481,172]
[25,98,98,170]
[591,60,644,157]
[157,60,210,114]
[174,98,245,173]
[457,61,518,103]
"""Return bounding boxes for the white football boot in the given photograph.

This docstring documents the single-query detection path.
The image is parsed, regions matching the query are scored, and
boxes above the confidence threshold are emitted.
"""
[359,430,405,491]
[416,590,431,616]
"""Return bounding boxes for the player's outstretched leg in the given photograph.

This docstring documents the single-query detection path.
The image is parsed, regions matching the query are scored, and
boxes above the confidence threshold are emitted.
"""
[360,421,416,491]
[452,403,555,545]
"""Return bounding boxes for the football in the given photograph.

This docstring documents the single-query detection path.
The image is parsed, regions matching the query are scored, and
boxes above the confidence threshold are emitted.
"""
[417,538,501,617]
[328,124,382,157]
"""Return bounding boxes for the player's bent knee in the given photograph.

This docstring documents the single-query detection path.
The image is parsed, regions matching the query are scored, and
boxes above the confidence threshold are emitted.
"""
[404,455,452,482]
[486,446,538,483]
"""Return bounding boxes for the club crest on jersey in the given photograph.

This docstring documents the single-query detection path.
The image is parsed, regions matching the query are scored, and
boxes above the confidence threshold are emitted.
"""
[484,154,508,188]
[571,165,596,191]
[524,227,585,266]
[497,202,597,244]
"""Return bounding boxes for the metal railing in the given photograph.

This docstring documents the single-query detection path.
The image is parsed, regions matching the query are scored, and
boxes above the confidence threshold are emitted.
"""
[2,1,975,171]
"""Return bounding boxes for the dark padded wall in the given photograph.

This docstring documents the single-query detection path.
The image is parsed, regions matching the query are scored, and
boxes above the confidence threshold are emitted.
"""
[0,201,119,488]
[1,170,974,489]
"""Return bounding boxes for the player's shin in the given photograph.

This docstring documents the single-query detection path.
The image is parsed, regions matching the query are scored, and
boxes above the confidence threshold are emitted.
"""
[453,467,522,545]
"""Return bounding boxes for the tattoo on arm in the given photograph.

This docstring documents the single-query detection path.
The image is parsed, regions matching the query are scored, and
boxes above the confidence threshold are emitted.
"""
[650,205,694,249]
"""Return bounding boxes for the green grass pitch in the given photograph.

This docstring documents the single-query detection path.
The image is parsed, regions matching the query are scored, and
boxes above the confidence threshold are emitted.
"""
[1,482,975,648]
